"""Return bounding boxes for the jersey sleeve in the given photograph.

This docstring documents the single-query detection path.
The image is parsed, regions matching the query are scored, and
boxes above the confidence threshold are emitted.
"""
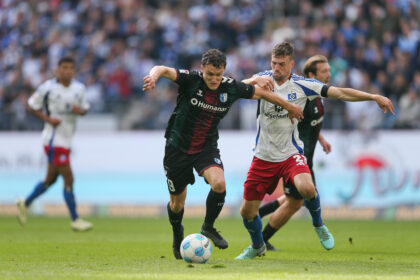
[174,69,197,88]
[294,79,329,101]
[255,70,273,77]
[236,81,255,99]
[27,81,50,110]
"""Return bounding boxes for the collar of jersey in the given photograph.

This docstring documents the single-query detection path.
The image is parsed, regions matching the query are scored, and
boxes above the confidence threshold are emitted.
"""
[202,81,219,92]
[274,78,289,90]
[56,78,74,88]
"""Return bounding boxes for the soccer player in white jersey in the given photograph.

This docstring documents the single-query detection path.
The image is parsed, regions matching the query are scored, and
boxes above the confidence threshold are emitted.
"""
[258,55,332,252]
[16,57,92,232]
[235,42,394,259]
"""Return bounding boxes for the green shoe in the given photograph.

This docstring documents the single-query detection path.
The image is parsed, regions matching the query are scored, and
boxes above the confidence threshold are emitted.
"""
[315,225,334,250]
[16,198,27,225]
[235,244,266,260]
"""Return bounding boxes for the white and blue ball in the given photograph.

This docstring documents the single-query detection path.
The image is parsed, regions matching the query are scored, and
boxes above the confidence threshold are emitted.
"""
[180,233,212,263]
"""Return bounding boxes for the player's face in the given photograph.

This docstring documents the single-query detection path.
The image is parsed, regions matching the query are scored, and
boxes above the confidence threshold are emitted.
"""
[57,62,75,83]
[201,64,225,90]
[271,55,295,83]
[314,62,331,84]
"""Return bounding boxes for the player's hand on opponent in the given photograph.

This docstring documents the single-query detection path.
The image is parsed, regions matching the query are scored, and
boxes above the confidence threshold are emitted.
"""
[143,75,156,91]
[375,95,394,114]
[286,103,304,124]
[253,76,274,91]
[48,117,61,127]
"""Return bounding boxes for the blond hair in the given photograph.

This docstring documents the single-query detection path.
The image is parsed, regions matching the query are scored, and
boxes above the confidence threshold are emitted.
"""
[303,55,328,78]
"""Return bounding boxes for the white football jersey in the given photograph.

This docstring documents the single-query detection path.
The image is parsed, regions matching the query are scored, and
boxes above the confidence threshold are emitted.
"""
[254,72,328,162]
[28,78,89,149]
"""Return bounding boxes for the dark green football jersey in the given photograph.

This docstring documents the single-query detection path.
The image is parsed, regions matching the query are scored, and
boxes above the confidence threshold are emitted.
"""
[165,69,255,154]
[298,98,324,169]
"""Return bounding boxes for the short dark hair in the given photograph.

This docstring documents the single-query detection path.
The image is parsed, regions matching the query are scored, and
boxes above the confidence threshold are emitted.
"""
[303,55,328,77]
[58,57,75,66]
[201,49,226,68]
[272,42,294,59]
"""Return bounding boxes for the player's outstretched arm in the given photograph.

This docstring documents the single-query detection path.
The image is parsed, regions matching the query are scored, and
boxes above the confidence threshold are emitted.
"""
[326,86,395,114]
[252,85,304,123]
[143,66,177,91]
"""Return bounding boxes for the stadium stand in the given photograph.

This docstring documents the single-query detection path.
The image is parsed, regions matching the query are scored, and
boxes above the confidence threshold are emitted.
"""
[0,0,419,130]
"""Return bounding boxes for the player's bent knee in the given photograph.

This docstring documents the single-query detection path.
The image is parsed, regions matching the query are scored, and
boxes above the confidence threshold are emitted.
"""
[239,206,256,220]
[171,204,184,213]
[43,180,55,188]
[290,199,304,211]
[298,184,316,200]
[211,180,226,193]
[170,201,185,213]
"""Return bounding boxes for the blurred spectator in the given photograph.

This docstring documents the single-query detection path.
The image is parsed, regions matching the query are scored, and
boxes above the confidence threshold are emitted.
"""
[0,0,419,131]
[394,73,420,129]
[345,72,385,131]
[84,75,104,113]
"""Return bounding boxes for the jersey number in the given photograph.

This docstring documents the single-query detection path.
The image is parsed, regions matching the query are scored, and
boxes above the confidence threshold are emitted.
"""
[293,154,306,166]
[314,107,319,114]
[167,179,175,192]
[165,169,176,192]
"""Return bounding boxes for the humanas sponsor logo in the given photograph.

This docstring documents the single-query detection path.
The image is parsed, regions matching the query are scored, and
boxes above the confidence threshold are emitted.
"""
[190,98,227,112]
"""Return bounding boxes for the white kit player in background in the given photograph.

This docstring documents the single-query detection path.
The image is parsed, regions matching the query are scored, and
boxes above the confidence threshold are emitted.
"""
[16,57,92,232]
[235,42,394,260]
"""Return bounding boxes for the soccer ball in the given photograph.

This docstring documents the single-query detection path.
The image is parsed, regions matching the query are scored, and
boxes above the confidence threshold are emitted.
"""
[180,233,212,263]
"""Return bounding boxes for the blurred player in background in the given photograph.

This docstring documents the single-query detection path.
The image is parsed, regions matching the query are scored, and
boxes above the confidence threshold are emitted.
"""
[142,49,303,259]
[258,55,332,251]
[16,57,92,232]
[235,42,394,260]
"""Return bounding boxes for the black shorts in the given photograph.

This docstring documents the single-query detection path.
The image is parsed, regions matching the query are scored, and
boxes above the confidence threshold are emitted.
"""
[283,182,304,200]
[163,143,224,195]
[283,181,318,200]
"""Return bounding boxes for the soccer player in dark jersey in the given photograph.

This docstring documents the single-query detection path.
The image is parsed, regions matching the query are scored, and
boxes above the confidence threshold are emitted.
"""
[257,55,333,251]
[142,49,304,259]
[299,55,332,176]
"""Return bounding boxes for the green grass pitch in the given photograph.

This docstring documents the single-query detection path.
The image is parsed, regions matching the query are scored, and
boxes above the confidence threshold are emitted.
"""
[1,216,420,279]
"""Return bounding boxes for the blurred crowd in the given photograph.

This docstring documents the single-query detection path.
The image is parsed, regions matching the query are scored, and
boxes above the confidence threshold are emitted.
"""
[1,0,420,131]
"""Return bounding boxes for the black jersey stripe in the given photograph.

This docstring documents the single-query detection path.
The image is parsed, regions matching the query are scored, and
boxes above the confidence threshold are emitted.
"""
[43,90,51,116]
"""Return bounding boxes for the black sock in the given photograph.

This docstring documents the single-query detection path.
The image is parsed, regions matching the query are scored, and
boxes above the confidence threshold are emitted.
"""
[262,223,278,242]
[203,190,226,228]
[167,202,184,231]
[259,200,280,218]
